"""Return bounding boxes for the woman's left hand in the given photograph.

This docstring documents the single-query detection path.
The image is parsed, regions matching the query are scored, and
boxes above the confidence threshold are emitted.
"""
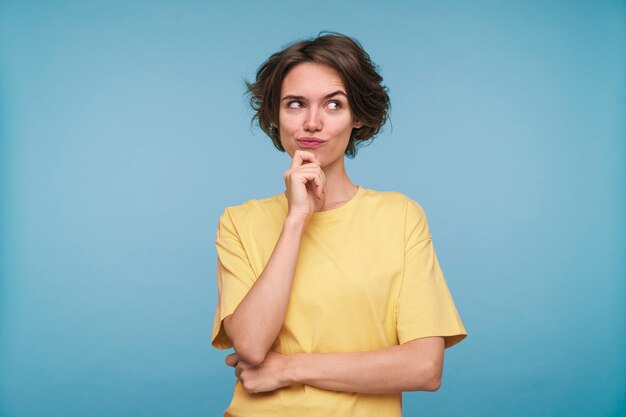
[225,351,293,394]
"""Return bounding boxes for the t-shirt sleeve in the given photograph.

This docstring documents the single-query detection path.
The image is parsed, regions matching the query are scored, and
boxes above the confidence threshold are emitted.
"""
[396,198,468,349]
[211,208,257,349]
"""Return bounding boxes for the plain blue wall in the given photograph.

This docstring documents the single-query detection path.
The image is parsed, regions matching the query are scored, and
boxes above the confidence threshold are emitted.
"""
[1,1,624,416]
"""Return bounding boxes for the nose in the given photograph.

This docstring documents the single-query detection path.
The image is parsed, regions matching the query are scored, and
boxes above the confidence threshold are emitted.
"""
[303,107,322,132]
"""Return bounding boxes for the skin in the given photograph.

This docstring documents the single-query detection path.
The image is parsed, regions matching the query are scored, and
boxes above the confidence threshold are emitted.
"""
[278,61,364,214]
[222,62,446,395]
[225,336,445,394]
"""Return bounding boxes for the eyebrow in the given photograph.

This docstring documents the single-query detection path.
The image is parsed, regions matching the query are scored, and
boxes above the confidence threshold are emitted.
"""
[281,90,348,102]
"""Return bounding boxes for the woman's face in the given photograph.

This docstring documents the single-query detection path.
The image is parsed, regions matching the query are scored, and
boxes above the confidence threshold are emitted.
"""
[278,62,362,167]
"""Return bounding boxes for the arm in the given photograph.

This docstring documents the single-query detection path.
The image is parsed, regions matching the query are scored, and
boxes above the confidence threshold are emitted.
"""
[227,336,445,394]
[289,336,445,393]
[223,215,306,366]
[223,150,325,366]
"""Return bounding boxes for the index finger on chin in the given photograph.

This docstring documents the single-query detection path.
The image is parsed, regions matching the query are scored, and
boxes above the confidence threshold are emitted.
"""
[290,150,318,169]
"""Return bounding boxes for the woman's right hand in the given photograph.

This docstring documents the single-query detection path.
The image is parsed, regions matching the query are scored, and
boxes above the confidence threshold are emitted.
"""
[284,150,326,221]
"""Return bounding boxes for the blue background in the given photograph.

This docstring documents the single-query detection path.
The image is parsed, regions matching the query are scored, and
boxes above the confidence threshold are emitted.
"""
[1,1,624,416]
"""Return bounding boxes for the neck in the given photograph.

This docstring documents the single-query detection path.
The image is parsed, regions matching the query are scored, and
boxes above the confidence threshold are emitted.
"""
[318,155,358,206]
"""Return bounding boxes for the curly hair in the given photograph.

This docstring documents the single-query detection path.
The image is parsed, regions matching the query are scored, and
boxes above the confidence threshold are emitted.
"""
[245,31,391,158]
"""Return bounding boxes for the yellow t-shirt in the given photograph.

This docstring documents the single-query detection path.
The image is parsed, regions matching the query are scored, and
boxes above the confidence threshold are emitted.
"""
[211,185,467,417]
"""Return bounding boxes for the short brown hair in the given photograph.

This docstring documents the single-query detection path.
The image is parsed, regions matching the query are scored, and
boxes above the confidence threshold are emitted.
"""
[245,31,391,158]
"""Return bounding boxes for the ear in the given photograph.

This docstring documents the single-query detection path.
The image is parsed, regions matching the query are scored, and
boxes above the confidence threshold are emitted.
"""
[353,119,364,129]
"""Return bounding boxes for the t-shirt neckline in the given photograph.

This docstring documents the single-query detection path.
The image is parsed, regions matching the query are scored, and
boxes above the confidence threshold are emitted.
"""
[278,185,365,222]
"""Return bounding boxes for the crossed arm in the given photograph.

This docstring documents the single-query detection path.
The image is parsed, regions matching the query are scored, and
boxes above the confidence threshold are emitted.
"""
[224,332,445,394]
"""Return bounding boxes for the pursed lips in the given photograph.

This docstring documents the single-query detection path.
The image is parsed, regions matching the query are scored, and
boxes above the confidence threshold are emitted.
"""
[297,138,326,148]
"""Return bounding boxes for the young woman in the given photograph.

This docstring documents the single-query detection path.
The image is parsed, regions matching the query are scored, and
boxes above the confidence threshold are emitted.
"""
[211,32,467,416]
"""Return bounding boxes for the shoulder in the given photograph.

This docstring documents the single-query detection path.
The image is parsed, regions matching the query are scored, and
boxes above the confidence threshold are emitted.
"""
[362,188,429,241]
[362,187,426,215]
[218,192,285,227]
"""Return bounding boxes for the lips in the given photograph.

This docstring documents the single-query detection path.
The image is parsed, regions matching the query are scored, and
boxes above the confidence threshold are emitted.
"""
[297,138,325,149]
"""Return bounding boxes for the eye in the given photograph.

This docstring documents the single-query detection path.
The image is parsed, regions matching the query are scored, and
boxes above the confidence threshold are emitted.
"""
[327,101,342,111]
[288,100,303,109]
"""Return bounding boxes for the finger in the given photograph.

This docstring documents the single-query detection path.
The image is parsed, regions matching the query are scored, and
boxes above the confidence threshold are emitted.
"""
[225,353,239,367]
[235,362,249,379]
[290,165,322,184]
[316,174,324,199]
[318,170,326,198]
[300,163,325,197]
[286,162,325,200]
[297,162,321,169]
[290,160,323,172]
[290,150,319,169]
[283,163,318,187]
[313,169,325,199]
[296,171,323,199]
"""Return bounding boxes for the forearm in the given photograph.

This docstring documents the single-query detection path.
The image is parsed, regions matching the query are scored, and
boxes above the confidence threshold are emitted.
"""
[226,216,306,365]
[286,341,442,394]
